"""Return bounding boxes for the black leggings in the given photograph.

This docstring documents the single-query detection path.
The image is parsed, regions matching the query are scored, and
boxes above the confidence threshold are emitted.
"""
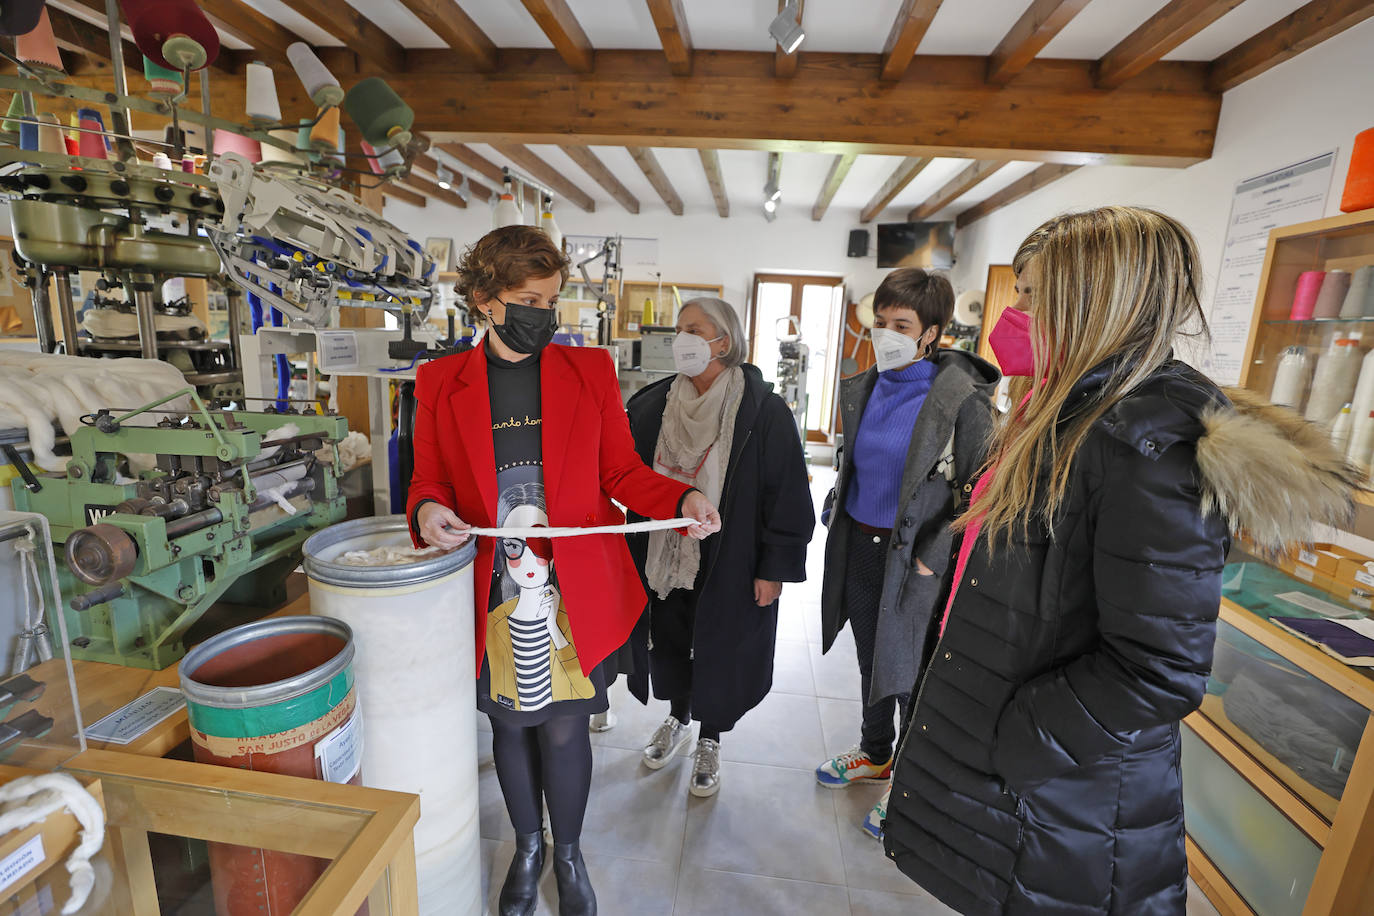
[489,713,593,844]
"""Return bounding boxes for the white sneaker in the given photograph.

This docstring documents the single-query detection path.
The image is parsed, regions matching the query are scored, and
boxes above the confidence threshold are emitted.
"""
[642,716,691,769]
[590,710,617,732]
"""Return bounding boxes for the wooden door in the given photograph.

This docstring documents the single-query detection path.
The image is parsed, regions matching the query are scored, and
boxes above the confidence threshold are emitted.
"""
[978,264,1017,371]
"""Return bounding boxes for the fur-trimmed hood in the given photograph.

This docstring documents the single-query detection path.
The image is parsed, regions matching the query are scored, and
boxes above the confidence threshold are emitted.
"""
[1198,386,1365,553]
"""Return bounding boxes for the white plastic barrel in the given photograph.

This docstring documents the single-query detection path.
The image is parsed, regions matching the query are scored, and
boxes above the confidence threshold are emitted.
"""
[302,516,481,916]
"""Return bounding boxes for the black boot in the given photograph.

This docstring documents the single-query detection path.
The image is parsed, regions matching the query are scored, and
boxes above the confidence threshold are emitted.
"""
[552,841,596,916]
[498,830,545,916]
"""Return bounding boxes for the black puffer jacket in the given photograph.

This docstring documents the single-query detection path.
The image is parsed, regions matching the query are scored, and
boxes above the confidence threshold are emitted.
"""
[883,359,1359,915]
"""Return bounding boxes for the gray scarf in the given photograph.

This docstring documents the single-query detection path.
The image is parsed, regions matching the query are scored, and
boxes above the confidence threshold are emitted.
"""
[645,367,744,598]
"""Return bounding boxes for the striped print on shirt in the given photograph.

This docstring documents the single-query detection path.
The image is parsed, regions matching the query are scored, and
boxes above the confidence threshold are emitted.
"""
[509,617,553,710]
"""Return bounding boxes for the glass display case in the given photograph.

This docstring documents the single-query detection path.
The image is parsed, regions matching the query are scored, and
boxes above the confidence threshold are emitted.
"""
[1185,209,1374,916]
[10,749,421,915]
[0,511,85,771]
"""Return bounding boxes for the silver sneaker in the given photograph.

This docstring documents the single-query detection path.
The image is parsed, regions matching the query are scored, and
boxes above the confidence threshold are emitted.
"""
[642,716,691,769]
[689,738,721,797]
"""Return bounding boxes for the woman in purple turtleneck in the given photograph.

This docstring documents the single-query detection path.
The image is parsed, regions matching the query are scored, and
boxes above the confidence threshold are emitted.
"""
[814,268,1000,839]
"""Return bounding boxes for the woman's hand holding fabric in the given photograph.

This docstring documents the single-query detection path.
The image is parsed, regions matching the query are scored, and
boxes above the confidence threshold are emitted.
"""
[754,579,782,606]
[417,502,472,548]
[681,490,722,540]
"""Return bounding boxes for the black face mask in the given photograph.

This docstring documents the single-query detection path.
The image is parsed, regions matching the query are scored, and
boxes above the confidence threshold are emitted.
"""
[490,301,558,355]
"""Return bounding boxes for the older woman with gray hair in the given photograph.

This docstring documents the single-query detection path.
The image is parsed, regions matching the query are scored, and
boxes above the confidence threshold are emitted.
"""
[623,297,814,797]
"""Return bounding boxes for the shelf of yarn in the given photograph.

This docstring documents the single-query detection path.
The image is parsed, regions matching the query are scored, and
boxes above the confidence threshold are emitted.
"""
[1264,317,1374,325]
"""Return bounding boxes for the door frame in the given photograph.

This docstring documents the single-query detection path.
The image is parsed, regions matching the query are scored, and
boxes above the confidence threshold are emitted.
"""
[747,272,846,442]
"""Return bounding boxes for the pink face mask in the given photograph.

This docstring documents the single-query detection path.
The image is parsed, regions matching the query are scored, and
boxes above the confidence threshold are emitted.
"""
[988,307,1035,377]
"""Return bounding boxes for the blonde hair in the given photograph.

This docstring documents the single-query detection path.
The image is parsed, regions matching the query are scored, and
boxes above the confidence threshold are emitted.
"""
[965,206,1209,545]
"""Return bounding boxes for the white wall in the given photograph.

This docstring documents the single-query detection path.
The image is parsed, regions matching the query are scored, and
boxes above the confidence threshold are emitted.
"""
[383,196,891,323]
[949,17,1374,303]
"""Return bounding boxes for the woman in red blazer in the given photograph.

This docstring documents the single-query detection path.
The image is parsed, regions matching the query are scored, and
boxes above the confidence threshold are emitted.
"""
[407,226,718,916]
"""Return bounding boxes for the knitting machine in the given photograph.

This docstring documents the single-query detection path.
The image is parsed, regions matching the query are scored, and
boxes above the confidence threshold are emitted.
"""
[10,390,347,669]
[776,316,810,441]
[0,149,245,398]
[206,151,433,327]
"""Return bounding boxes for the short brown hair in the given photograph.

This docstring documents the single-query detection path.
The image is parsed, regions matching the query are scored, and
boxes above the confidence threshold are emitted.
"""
[454,225,570,312]
[872,268,954,335]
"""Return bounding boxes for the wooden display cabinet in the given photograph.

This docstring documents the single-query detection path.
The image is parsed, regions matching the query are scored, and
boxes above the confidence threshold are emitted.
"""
[616,280,723,338]
[1236,210,1374,400]
[1184,209,1374,916]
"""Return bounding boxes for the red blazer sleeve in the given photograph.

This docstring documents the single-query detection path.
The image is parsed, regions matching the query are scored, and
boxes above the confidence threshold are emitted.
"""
[591,350,690,520]
[406,361,456,547]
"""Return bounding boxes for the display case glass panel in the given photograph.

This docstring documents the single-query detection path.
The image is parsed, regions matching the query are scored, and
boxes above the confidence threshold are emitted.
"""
[1182,727,1321,916]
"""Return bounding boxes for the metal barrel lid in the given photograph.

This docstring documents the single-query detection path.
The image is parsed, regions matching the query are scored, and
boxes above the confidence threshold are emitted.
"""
[180,615,355,709]
[301,515,476,589]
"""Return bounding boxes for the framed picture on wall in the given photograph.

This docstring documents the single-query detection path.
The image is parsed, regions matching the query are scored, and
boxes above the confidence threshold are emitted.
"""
[424,237,454,272]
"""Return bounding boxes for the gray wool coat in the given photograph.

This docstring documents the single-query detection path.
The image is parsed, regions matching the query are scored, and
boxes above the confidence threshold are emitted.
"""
[819,348,999,704]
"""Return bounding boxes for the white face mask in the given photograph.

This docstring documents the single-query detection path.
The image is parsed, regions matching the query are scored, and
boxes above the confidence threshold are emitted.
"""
[870,327,927,372]
[672,332,723,377]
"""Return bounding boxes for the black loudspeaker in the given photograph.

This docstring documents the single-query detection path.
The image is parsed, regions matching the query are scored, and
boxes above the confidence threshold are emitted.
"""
[847,229,869,258]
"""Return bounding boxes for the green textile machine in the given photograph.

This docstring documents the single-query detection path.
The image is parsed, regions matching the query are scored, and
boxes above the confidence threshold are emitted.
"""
[11,389,347,669]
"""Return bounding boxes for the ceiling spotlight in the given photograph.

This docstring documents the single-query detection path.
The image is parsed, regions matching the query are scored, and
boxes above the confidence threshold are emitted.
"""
[769,1,805,55]
[436,164,454,190]
[763,198,778,213]
[453,174,470,203]
[764,178,781,203]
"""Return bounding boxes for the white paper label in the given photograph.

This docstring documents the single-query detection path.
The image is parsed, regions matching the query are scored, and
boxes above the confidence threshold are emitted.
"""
[1298,550,1320,567]
[315,707,363,785]
[317,330,359,371]
[1295,565,1316,582]
[84,686,186,745]
[0,835,45,895]
[1275,591,1359,619]
[1356,570,1374,589]
[1351,593,1373,611]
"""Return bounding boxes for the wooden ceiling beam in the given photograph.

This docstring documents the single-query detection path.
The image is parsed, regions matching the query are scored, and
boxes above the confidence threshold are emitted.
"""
[283,0,406,74]
[47,7,134,65]
[860,157,931,224]
[518,0,594,73]
[646,0,693,76]
[560,145,640,214]
[955,162,1081,227]
[880,0,944,81]
[698,149,729,218]
[986,0,1093,85]
[395,0,497,72]
[1096,0,1248,90]
[775,0,803,79]
[399,173,468,209]
[437,142,539,206]
[196,0,297,58]
[381,183,427,208]
[1208,0,1374,92]
[492,144,596,212]
[908,159,1007,221]
[78,51,1221,167]
[627,147,683,215]
[811,153,856,221]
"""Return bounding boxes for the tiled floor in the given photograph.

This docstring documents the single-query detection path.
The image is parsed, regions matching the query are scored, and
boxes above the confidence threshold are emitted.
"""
[477,465,1225,916]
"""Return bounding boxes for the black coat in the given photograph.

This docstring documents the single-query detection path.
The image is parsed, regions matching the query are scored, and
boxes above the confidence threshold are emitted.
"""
[623,364,814,729]
[884,360,1233,915]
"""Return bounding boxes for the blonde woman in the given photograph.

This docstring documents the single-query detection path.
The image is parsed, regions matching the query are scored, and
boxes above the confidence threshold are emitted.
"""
[883,207,1360,914]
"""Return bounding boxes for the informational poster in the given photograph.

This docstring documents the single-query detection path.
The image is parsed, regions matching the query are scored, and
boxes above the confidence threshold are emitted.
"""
[1200,151,1336,385]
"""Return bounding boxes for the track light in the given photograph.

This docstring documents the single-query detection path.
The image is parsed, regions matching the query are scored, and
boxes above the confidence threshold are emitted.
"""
[764,179,781,203]
[436,163,454,190]
[763,198,778,221]
[453,173,470,203]
[769,1,805,54]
